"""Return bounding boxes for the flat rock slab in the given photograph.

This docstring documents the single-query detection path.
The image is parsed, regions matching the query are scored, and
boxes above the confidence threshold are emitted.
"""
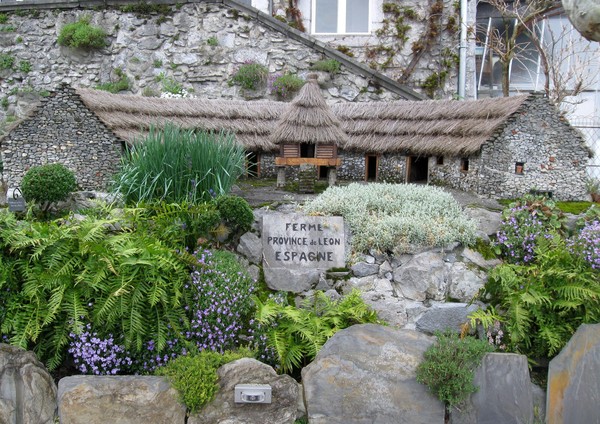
[0,344,57,424]
[547,323,600,424]
[58,376,186,424]
[416,303,479,335]
[301,324,444,424]
[189,358,298,424]
[451,353,533,424]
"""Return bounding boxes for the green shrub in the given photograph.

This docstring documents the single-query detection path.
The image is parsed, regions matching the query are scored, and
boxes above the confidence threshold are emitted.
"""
[0,54,14,70]
[416,332,494,408]
[303,183,476,254]
[471,236,600,360]
[96,68,130,93]
[230,62,268,90]
[112,124,246,205]
[270,73,305,98]
[156,349,253,412]
[137,201,222,250]
[57,16,107,49]
[0,211,193,369]
[155,72,183,95]
[215,195,254,235]
[254,290,380,374]
[21,164,77,211]
[309,59,341,73]
[0,13,8,24]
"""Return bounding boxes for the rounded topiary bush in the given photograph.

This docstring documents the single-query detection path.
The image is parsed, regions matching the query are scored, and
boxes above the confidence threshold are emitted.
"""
[21,163,77,206]
[215,195,254,234]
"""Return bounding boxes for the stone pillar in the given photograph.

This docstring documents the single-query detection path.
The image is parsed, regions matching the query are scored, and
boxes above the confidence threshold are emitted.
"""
[276,167,286,188]
[328,167,337,186]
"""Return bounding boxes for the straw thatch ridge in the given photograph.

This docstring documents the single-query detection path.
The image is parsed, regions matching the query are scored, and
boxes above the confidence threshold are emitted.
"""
[269,74,349,146]
[332,94,530,155]
[76,88,284,151]
[74,87,531,156]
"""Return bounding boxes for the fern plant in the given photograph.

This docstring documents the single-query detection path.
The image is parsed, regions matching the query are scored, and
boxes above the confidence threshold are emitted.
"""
[472,236,600,359]
[0,212,192,369]
[254,290,380,374]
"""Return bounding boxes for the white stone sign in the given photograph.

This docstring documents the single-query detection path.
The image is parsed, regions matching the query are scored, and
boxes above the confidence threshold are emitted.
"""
[262,213,345,270]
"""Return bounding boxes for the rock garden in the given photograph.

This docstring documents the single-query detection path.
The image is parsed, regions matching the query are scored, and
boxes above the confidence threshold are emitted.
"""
[1,125,599,424]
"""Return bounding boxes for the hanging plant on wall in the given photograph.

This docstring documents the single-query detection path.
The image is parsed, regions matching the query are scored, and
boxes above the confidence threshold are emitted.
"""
[57,16,108,49]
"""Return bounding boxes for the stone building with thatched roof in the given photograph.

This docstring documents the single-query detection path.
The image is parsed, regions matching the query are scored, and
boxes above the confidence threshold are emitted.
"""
[0,85,591,200]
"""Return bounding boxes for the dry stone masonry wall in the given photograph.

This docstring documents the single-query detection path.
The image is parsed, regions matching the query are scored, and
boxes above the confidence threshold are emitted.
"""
[1,86,122,189]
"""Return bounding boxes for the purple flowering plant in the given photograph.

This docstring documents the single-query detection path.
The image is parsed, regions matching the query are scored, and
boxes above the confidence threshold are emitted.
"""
[493,195,565,264]
[67,249,257,375]
[568,219,600,270]
[269,73,305,99]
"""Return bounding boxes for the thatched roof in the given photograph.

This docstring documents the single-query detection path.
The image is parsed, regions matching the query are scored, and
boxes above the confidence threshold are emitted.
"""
[76,88,282,151]
[331,94,530,156]
[75,87,531,156]
[269,74,349,146]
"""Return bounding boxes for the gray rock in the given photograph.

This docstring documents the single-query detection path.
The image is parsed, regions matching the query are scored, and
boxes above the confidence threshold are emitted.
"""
[451,353,534,424]
[58,376,185,424]
[236,231,263,264]
[378,260,393,277]
[247,264,260,282]
[531,383,546,424]
[0,344,57,424]
[351,261,379,277]
[263,266,320,293]
[563,0,600,41]
[393,251,448,301]
[461,247,501,270]
[447,262,486,302]
[416,303,480,335]
[189,358,298,424]
[546,323,600,424]
[302,324,444,424]
[465,208,503,237]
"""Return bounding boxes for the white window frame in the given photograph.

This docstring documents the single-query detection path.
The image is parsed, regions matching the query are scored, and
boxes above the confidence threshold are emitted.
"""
[311,0,371,35]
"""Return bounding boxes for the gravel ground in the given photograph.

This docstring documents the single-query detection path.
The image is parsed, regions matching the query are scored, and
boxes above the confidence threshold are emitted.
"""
[232,179,504,211]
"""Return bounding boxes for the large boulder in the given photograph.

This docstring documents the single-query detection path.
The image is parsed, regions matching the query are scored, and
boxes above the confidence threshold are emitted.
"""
[451,353,534,424]
[0,344,57,424]
[392,251,448,301]
[446,262,486,302]
[464,208,503,239]
[58,376,186,424]
[547,323,600,424]
[189,358,298,424]
[302,324,444,424]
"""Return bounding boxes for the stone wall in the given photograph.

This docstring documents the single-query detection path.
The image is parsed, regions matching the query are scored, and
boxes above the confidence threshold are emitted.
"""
[478,95,590,201]
[428,155,482,193]
[0,0,423,126]
[1,86,123,190]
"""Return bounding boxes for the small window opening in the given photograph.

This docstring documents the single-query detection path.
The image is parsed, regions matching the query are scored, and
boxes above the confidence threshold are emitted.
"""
[436,156,444,165]
[460,158,469,172]
[515,162,525,174]
[300,143,315,158]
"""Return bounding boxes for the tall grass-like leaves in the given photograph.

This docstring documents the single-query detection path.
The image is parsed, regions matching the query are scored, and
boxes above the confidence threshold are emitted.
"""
[113,124,246,204]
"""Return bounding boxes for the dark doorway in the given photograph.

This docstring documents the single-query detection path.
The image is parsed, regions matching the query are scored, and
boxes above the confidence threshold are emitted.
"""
[247,151,259,177]
[300,143,315,158]
[366,155,378,181]
[318,166,328,179]
[407,156,429,183]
